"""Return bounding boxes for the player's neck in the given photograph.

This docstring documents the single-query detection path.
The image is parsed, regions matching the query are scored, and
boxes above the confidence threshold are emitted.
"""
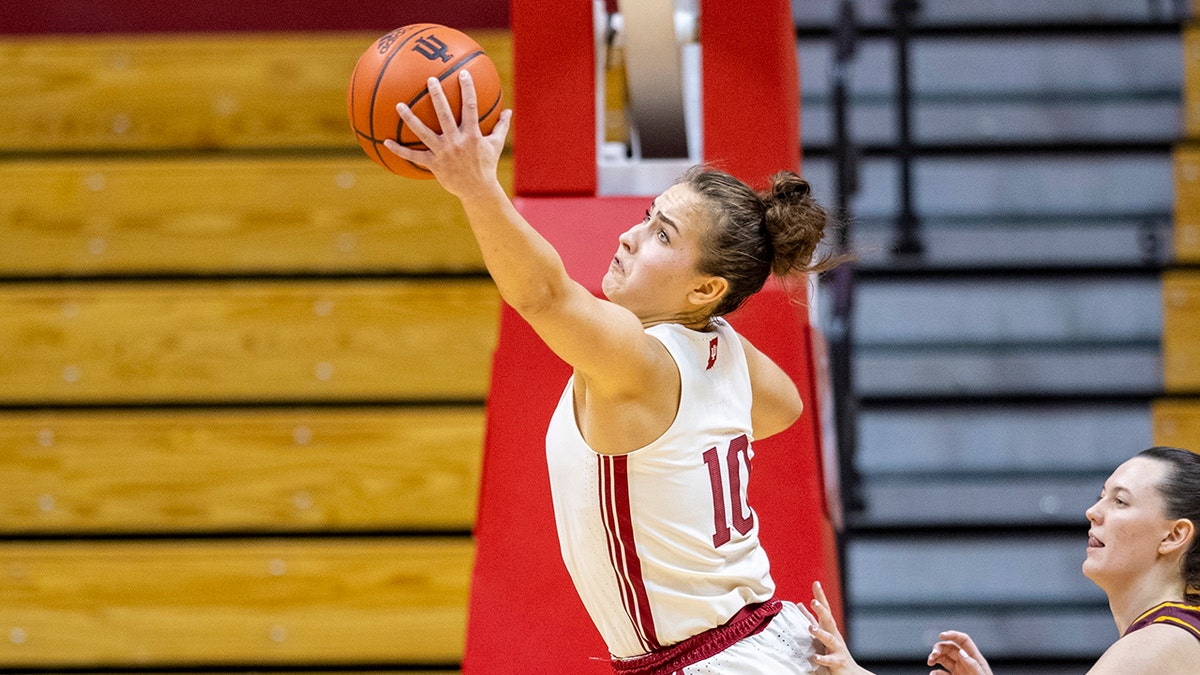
[1105,572,1187,633]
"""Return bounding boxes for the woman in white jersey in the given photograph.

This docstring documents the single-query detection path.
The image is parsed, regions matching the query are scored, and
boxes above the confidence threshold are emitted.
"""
[385,71,835,674]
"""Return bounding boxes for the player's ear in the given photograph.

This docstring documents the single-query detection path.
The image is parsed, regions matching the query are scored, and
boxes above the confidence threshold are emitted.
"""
[1160,518,1195,556]
[689,275,728,308]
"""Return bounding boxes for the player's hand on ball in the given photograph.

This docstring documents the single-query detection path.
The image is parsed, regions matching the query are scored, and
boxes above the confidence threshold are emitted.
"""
[384,70,511,201]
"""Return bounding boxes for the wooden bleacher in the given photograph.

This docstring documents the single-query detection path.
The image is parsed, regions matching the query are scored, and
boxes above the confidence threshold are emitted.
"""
[0,27,511,673]
[0,31,512,151]
[1157,28,1200,454]
[0,156,510,275]
[0,281,497,402]
[0,408,483,533]
[1174,146,1200,264]
[1,539,472,665]
[1158,270,1200,451]
[1153,398,1200,451]
[1163,271,1200,393]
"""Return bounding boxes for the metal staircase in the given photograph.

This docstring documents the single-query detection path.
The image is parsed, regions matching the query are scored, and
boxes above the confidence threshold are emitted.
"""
[796,1,1186,672]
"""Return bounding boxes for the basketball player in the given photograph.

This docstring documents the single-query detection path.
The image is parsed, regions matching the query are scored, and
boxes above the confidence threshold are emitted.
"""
[802,446,1200,675]
[384,70,836,673]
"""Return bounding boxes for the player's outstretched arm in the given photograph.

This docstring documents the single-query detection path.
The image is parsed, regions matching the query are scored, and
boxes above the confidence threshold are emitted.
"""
[384,71,660,390]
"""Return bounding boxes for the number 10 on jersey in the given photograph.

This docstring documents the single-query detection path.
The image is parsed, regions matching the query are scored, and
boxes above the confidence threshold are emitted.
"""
[703,434,755,548]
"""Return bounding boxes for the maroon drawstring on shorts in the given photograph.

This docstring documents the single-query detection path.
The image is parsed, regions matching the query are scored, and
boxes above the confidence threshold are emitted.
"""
[610,598,783,675]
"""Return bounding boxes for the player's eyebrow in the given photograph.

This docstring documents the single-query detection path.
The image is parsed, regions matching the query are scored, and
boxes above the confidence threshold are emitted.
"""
[658,211,680,234]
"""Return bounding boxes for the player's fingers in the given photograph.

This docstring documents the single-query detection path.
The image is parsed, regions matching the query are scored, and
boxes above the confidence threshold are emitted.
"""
[382,138,432,168]
[797,601,819,626]
[425,76,458,134]
[457,70,479,130]
[811,652,844,668]
[928,641,961,665]
[809,623,843,651]
[927,645,941,666]
[810,584,842,637]
[814,580,829,600]
[812,581,835,625]
[954,648,983,670]
[488,108,513,144]
[939,631,988,668]
[938,631,972,646]
[393,102,437,145]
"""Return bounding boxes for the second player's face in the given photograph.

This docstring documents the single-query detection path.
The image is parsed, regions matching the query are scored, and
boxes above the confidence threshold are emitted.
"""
[1082,457,1175,592]
[601,183,713,325]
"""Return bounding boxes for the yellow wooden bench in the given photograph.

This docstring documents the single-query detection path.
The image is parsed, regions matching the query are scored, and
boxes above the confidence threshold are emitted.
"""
[0,407,483,533]
[0,155,513,276]
[1152,398,1200,450]
[0,30,508,673]
[1164,271,1200,393]
[0,538,471,667]
[0,280,499,403]
[0,31,512,152]
[1175,147,1200,264]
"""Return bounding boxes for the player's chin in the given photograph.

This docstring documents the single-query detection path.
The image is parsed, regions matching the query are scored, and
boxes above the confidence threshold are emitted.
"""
[599,274,619,301]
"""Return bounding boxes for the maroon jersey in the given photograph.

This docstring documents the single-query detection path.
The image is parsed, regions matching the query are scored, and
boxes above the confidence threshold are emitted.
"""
[1124,601,1200,642]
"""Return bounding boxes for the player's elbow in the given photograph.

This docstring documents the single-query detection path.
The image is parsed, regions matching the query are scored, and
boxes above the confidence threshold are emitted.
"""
[780,392,804,429]
[786,393,804,425]
[503,278,568,322]
[755,391,803,440]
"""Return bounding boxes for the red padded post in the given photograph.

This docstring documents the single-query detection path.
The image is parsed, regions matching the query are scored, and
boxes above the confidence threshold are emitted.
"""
[700,0,802,186]
[509,0,596,196]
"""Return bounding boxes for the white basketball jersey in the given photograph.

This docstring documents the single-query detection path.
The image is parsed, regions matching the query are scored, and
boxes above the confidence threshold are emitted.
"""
[545,319,776,658]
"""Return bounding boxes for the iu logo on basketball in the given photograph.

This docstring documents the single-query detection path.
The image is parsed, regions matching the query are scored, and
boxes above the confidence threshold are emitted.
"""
[412,36,453,62]
[706,337,718,370]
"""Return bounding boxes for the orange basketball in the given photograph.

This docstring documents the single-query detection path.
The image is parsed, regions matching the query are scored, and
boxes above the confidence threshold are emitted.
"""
[347,24,504,179]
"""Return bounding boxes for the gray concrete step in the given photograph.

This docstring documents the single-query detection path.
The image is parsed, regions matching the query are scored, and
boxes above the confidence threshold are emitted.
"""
[857,402,1150,474]
[856,471,1106,526]
[845,535,1111,659]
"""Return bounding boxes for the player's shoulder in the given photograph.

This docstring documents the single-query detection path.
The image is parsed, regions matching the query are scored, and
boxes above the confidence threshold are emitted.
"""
[1089,623,1200,674]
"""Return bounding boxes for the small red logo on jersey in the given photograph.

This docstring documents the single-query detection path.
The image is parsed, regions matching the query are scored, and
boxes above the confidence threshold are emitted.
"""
[707,337,718,370]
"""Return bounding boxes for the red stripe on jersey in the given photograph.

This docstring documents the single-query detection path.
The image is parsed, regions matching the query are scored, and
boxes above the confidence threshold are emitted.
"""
[600,454,661,651]
[599,455,648,651]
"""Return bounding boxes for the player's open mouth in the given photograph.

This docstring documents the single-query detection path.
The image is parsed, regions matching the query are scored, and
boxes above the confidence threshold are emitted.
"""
[1088,532,1104,548]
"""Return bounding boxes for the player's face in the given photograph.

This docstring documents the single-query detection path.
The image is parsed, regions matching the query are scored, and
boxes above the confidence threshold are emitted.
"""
[1082,457,1174,592]
[601,183,714,324]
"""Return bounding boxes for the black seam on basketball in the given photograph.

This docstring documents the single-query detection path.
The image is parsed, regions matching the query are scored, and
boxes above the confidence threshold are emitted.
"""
[366,25,440,168]
[479,91,503,124]
[369,94,498,146]
[405,159,433,175]
[395,50,487,143]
